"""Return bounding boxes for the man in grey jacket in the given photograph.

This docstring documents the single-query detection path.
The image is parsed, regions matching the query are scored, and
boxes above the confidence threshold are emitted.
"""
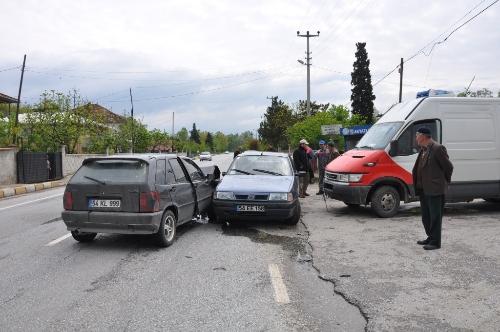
[412,127,454,250]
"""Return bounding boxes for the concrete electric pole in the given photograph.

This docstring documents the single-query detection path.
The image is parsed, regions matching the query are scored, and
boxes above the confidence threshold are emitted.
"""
[297,30,320,116]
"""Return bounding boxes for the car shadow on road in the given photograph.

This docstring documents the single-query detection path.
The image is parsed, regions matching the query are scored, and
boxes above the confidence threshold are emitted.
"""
[69,221,203,251]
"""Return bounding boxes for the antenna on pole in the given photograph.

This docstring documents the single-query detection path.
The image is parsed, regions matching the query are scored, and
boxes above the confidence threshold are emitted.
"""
[464,75,475,96]
[129,88,134,154]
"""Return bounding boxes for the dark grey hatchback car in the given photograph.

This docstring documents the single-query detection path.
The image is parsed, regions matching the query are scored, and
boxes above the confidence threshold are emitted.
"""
[61,154,219,247]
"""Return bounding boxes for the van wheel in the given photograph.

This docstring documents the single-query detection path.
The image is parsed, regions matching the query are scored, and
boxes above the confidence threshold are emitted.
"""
[157,210,177,247]
[371,186,400,218]
[285,203,301,225]
[71,231,97,242]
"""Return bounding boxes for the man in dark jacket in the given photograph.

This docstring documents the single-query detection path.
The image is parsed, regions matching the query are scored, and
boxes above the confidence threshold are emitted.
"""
[412,127,454,250]
[293,139,312,198]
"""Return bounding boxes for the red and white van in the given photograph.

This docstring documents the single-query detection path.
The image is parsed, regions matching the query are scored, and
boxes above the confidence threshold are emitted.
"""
[324,97,500,217]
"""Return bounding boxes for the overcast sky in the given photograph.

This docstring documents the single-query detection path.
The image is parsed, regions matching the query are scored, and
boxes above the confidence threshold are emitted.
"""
[1,0,499,134]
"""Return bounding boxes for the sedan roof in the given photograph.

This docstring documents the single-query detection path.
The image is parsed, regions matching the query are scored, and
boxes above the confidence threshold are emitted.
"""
[239,150,290,158]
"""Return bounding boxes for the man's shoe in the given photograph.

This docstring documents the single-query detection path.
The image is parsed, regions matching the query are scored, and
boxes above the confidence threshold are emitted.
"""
[304,193,310,196]
[299,195,306,198]
[423,244,441,250]
[417,239,430,245]
[316,191,324,195]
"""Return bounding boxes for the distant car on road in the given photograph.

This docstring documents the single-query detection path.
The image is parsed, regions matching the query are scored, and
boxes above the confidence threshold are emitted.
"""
[61,154,219,247]
[224,151,229,154]
[200,151,212,161]
[213,151,301,225]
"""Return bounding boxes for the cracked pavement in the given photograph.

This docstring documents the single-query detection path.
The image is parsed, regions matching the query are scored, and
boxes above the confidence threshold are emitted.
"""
[301,184,500,331]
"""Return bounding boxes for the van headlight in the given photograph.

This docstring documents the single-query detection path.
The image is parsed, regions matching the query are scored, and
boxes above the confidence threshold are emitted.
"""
[269,192,293,201]
[337,174,363,183]
[348,174,363,182]
[215,191,235,200]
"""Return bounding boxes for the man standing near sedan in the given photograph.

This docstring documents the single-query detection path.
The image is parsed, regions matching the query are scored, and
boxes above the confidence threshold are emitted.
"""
[412,127,453,250]
[293,139,312,198]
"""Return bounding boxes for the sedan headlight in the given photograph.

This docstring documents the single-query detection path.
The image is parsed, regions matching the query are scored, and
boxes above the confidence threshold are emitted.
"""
[269,192,293,201]
[215,191,235,200]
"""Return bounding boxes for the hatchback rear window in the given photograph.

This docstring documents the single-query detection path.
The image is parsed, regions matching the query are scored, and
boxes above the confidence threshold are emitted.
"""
[71,159,148,184]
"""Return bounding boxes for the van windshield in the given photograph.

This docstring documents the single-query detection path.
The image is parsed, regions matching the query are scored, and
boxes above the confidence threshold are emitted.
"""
[355,122,403,150]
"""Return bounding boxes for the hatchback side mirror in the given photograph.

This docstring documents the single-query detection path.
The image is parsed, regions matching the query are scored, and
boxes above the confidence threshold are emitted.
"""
[221,171,227,176]
[389,140,398,157]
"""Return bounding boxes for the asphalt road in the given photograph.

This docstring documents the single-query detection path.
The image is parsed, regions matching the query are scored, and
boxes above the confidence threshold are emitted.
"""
[0,153,365,331]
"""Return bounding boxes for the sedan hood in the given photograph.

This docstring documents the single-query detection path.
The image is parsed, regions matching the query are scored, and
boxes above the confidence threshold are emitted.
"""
[217,175,294,193]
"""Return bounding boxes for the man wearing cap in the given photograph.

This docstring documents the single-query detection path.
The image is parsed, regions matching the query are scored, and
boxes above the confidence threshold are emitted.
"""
[314,140,329,195]
[293,139,312,198]
[412,127,454,250]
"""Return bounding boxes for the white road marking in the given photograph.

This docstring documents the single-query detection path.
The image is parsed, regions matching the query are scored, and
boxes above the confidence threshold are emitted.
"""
[268,263,290,304]
[46,233,72,246]
[0,193,63,212]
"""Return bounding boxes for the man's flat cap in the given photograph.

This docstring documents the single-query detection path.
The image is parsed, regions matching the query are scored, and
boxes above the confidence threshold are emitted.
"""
[416,127,431,135]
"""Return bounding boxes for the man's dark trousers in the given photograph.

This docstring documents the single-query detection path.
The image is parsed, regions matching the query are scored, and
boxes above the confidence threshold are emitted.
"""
[419,194,445,246]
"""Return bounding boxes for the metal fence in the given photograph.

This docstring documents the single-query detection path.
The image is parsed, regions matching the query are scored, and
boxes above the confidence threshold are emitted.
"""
[16,151,63,183]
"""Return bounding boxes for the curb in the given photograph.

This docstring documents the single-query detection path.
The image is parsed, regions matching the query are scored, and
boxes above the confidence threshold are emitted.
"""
[0,179,68,199]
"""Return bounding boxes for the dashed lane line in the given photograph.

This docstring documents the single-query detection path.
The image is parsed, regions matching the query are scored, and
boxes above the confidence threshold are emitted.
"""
[46,233,72,246]
[268,263,290,304]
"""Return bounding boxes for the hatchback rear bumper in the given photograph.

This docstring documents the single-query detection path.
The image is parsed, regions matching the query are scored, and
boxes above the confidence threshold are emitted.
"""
[61,210,163,234]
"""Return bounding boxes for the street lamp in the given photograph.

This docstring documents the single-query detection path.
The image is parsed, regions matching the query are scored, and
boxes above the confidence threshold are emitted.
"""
[297,59,305,65]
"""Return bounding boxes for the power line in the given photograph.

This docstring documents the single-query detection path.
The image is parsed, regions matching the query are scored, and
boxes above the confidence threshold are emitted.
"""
[372,0,498,88]
[101,67,301,103]
[0,66,20,73]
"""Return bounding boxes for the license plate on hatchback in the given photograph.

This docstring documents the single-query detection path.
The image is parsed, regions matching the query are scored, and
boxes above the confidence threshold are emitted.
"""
[88,199,121,208]
[237,205,265,212]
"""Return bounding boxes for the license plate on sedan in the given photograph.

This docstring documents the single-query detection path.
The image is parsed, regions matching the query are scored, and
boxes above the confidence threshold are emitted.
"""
[88,199,121,208]
[237,205,265,212]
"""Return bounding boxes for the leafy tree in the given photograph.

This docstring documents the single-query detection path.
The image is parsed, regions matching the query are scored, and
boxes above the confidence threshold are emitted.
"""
[112,117,151,153]
[190,123,200,144]
[292,100,330,121]
[22,91,105,153]
[258,97,294,150]
[149,129,170,152]
[206,132,214,151]
[213,131,228,152]
[458,88,494,98]
[351,42,375,124]
[175,127,189,151]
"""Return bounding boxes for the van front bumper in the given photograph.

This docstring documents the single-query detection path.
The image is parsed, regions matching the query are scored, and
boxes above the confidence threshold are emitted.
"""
[61,210,163,234]
[323,182,370,205]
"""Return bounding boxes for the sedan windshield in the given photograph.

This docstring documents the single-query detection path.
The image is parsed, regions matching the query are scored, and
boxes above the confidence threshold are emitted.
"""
[355,122,403,150]
[227,155,293,176]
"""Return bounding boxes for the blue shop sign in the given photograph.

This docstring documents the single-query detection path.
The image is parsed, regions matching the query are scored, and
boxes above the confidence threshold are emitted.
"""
[340,125,371,136]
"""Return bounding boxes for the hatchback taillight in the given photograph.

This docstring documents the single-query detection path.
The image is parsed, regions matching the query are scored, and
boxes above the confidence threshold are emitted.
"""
[140,191,160,212]
[63,191,73,210]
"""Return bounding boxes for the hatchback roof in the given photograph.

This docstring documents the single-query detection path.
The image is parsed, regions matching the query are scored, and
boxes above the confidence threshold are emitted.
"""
[82,153,179,164]
[239,150,289,158]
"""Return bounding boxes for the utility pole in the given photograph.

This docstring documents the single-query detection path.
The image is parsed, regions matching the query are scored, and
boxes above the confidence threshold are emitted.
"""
[129,88,134,154]
[13,54,26,145]
[398,58,404,103]
[297,30,320,116]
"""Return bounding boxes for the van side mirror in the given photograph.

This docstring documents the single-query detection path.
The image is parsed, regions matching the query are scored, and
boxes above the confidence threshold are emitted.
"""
[296,171,307,178]
[389,140,398,157]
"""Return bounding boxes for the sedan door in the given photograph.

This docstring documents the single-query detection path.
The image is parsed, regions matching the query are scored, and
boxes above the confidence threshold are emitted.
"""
[168,158,196,223]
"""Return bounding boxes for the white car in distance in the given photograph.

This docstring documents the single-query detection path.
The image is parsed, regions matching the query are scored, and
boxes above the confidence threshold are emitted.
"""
[200,151,212,161]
